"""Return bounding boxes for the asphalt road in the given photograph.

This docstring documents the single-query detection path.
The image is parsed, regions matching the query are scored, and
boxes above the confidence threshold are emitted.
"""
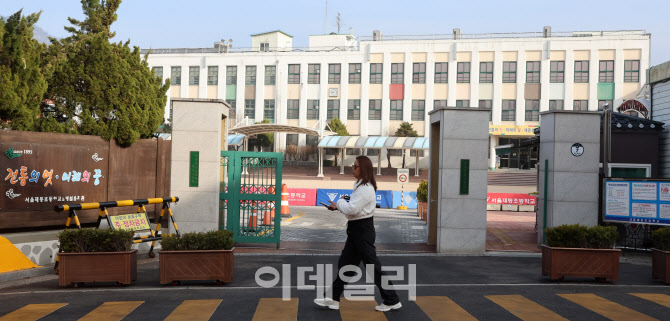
[1,255,669,320]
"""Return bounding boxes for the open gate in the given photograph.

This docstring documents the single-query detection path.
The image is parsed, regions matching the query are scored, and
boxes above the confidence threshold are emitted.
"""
[220,151,282,246]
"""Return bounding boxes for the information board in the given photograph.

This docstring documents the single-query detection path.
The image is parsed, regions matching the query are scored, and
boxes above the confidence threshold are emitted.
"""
[109,212,151,231]
[603,179,670,225]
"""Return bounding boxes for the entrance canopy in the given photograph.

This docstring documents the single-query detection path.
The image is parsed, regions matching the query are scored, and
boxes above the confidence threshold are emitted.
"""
[231,123,334,137]
[317,136,429,150]
[316,136,430,177]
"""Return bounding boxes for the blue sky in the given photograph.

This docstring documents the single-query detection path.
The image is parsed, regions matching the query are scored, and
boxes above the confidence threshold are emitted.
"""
[4,0,670,65]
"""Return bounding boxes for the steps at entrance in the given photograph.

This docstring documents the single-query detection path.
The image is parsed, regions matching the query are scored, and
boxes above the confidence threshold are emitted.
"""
[488,170,537,186]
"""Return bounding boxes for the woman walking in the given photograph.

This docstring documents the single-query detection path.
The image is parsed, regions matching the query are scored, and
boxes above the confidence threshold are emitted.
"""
[314,156,402,312]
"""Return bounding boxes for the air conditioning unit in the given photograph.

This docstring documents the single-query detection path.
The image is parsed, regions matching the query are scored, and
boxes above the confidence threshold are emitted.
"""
[373,30,382,41]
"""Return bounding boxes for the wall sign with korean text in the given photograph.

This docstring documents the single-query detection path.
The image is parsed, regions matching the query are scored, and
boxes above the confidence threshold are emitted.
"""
[603,179,670,226]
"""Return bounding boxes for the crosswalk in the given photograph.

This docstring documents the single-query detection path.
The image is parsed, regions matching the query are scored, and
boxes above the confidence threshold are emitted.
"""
[0,293,668,320]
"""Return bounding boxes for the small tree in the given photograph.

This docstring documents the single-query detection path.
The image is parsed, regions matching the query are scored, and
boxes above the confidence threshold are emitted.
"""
[393,122,418,168]
[248,119,274,151]
[327,118,349,166]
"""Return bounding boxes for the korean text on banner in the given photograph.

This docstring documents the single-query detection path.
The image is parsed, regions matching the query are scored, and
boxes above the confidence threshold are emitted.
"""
[486,193,537,205]
[376,190,393,208]
[317,189,394,208]
[287,188,317,206]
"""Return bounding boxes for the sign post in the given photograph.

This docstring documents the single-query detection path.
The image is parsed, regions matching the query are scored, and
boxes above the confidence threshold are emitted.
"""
[397,169,409,210]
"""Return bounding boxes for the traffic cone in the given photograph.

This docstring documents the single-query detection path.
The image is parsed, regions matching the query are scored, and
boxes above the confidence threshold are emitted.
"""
[262,202,275,225]
[281,184,290,218]
[249,201,258,230]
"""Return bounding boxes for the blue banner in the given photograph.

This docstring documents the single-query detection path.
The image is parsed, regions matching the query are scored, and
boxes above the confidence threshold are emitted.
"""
[316,189,353,206]
[376,190,393,208]
[393,191,418,209]
[316,189,394,208]
[603,180,670,226]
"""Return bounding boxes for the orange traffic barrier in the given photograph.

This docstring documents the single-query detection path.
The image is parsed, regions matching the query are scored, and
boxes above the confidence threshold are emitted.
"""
[281,184,289,217]
[262,202,275,225]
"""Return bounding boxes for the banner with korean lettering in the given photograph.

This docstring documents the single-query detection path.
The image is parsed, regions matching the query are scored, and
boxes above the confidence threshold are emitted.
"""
[316,189,394,208]
[486,193,537,206]
[604,179,670,226]
[489,125,538,137]
[287,188,317,206]
[392,191,418,209]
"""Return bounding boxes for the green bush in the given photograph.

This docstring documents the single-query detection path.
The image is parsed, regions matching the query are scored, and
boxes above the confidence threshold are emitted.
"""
[58,228,134,253]
[161,230,234,251]
[652,227,670,251]
[417,180,428,203]
[545,224,618,249]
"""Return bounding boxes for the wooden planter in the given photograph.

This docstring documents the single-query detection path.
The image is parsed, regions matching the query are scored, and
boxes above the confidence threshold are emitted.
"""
[418,201,428,221]
[159,248,234,285]
[58,250,137,287]
[652,248,670,284]
[541,245,620,281]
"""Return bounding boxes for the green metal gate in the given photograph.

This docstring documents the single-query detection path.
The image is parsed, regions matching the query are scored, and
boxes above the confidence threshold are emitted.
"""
[220,151,282,246]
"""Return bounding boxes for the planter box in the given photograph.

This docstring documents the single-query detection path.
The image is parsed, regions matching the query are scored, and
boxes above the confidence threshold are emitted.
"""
[652,248,670,284]
[541,245,620,281]
[159,248,234,284]
[417,201,427,219]
[58,250,137,287]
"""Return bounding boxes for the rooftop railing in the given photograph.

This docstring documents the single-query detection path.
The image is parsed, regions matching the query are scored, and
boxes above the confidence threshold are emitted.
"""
[140,46,358,55]
[358,30,648,41]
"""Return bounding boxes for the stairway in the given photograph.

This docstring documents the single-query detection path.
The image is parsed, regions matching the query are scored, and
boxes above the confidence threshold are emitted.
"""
[488,169,537,186]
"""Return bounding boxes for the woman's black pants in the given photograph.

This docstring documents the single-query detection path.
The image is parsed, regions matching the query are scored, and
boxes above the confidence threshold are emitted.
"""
[330,217,400,305]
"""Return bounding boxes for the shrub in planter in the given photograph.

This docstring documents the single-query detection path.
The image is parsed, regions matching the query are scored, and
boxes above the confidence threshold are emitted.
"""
[159,230,235,285]
[542,224,620,281]
[417,180,428,203]
[651,227,670,283]
[57,228,137,287]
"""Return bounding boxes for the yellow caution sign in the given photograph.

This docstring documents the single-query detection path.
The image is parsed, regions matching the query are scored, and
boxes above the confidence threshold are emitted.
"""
[0,236,39,273]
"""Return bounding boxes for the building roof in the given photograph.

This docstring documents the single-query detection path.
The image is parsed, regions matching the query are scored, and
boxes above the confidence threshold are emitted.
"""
[230,123,334,137]
[251,30,293,38]
[318,136,429,150]
[608,112,664,132]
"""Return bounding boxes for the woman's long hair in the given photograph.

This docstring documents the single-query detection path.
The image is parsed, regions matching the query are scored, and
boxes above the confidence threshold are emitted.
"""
[356,155,377,191]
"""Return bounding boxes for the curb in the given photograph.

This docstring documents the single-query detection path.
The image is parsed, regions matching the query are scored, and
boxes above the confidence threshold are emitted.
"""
[0,265,54,284]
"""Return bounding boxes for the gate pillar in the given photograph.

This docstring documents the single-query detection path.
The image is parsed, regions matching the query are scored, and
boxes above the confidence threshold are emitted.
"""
[169,98,229,233]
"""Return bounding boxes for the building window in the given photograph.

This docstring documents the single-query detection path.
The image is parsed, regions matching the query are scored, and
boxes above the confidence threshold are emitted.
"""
[413,63,426,84]
[411,100,425,121]
[598,100,613,111]
[308,64,320,84]
[225,99,236,109]
[369,99,382,120]
[525,100,539,121]
[244,99,255,119]
[434,100,447,109]
[306,135,318,146]
[226,66,237,85]
[189,66,199,85]
[550,61,564,83]
[599,60,614,83]
[574,61,589,83]
[390,100,403,120]
[328,64,341,84]
[347,148,362,156]
[366,148,379,156]
[288,64,300,84]
[287,100,299,119]
[503,62,516,83]
[349,63,361,84]
[410,150,424,157]
[264,66,276,85]
[170,67,181,85]
[573,100,588,111]
[391,63,404,84]
[549,100,564,111]
[479,62,493,83]
[502,100,516,121]
[370,63,383,84]
[435,62,448,83]
[307,100,319,120]
[327,100,340,119]
[152,67,163,79]
[286,134,298,146]
[348,100,360,120]
[624,60,640,82]
[264,99,275,123]
[456,100,470,107]
[207,66,218,85]
[245,66,256,85]
[457,62,470,83]
[260,42,269,52]
[526,61,540,83]
[479,100,493,121]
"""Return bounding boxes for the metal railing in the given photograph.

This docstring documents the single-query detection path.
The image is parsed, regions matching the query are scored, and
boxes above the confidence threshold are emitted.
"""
[140,45,359,55]
[358,30,648,42]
